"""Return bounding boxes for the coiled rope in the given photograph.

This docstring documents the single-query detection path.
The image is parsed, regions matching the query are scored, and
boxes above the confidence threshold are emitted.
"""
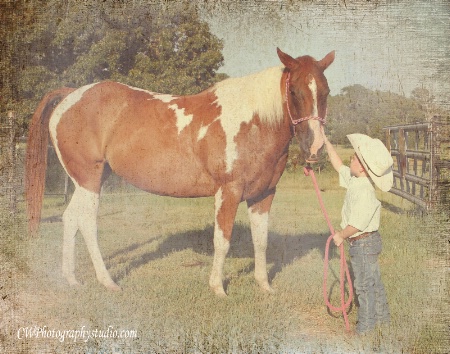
[303,166,353,331]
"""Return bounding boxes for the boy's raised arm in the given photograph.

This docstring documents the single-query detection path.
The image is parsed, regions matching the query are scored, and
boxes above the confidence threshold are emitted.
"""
[322,129,343,172]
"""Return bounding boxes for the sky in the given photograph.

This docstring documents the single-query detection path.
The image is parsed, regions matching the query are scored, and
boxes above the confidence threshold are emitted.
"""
[201,0,449,108]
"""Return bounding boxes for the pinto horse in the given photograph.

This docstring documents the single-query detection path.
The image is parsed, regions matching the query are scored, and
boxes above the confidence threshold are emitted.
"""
[26,48,334,296]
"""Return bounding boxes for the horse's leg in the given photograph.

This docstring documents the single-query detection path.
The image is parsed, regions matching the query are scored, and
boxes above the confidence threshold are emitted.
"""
[209,185,240,297]
[247,189,276,293]
[62,186,120,291]
[62,197,80,286]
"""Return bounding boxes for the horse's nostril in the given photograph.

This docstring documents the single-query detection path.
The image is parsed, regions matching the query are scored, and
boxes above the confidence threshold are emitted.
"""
[310,154,317,159]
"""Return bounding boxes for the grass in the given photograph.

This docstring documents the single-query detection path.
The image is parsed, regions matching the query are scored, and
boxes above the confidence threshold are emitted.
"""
[0,202,29,353]
[3,163,449,353]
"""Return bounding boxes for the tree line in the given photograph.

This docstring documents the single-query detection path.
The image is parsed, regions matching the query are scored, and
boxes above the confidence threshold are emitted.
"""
[1,0,226,133]
[1,0,443,141]
[325,84,442,145]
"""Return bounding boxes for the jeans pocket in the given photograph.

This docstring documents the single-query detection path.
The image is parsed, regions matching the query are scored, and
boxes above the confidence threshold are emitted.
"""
[366,253,378,264]
[367,240,382,256]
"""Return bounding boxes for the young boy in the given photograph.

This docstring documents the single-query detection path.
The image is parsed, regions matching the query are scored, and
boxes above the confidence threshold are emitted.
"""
[322,132,393,335]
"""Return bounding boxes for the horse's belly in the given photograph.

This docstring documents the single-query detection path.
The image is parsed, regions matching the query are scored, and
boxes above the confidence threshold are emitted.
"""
[109,150,217,197]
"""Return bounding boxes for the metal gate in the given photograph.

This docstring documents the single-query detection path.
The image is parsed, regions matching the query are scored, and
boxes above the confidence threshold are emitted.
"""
[384,116,450,210]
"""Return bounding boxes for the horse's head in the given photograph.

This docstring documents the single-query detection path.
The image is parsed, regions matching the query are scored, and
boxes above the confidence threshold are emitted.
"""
[277,48,335,164]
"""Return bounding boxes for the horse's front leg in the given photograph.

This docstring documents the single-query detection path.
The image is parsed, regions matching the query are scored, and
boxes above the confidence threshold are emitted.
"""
[247,189,276,293]
[209,185,241,297]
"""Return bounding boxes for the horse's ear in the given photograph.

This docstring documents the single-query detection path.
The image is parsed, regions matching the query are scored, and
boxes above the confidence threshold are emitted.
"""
[318,51,335,71]
[277,47,297,69]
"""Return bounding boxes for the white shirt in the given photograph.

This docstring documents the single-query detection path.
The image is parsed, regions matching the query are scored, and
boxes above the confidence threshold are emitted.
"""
[339,165,381,238]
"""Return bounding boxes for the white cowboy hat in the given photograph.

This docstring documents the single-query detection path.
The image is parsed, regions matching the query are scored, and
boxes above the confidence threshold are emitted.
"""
[347,133,394,192]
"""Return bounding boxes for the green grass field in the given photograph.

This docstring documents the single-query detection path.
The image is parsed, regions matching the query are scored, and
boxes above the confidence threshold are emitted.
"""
[4,154,448,353]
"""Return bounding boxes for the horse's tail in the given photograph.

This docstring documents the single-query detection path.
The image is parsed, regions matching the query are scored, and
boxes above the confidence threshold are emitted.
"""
[25,87,74,237]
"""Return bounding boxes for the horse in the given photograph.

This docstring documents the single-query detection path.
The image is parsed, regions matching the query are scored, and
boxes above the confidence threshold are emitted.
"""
[26,48,335,296]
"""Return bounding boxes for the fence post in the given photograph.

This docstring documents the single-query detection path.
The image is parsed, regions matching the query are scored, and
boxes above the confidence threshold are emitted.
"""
[384,117,450,211]
[385,128,391,152]
[429,115,449,209]
[398,128,406,190]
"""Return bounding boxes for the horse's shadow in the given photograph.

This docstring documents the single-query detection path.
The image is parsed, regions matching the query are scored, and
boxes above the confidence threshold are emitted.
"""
[106,223,339,288]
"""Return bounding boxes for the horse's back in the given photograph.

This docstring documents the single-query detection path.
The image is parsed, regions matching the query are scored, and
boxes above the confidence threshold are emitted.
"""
[50,77,289,199]
[51,81,219,195]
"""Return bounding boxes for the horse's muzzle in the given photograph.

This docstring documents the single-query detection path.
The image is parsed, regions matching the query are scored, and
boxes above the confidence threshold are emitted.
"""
[306,154,319,164]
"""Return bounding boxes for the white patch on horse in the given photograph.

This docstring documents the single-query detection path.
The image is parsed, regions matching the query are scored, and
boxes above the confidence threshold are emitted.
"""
[214,187,223,233]
[209,187,230,296]
[308,77,318,117]
[247,208,270,288]
[152,93,175,103]
[62,186,99,284]
[126,84,154,96]
[213,66,284,173]
[152,94,194,134]
[197,125,209,141]
[170,104,193,134]
[49,83,98,187]
[62,186,119,290]
[307,76,324,157]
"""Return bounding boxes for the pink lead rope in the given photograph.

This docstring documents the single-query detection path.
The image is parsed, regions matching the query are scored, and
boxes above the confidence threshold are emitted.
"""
[303,166,353,332]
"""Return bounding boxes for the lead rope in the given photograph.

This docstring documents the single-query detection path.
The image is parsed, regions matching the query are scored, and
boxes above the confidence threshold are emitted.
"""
[303,166,353,332]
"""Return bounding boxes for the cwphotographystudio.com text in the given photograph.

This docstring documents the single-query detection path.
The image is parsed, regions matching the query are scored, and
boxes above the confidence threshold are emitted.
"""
[17,325,138,343]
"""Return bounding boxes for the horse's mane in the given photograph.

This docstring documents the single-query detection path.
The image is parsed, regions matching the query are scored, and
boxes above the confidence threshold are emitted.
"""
[212,66,284,126]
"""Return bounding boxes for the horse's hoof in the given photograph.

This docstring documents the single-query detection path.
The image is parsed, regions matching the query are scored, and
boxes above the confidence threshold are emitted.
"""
[105,282,122,291]
[65,276,82,287]
[210,285,227,297]
[259,282,275,294]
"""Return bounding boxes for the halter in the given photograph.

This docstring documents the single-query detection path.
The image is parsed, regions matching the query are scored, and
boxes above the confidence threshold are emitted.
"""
[285,72,327,126]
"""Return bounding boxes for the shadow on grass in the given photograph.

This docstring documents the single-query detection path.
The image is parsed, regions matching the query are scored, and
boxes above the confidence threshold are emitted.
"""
[107,223,344,291]
[381,200,407,214]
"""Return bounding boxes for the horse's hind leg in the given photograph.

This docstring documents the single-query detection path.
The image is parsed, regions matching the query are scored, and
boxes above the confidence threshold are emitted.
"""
[62,199,81,286]
[62,186,120,291]
[247,190,275,293]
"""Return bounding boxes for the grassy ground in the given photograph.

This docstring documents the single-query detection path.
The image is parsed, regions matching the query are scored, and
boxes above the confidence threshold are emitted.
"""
[2,158,448,353]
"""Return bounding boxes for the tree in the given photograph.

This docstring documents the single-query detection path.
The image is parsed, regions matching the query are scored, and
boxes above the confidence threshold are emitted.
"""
[0,1,42,127]
[411,87,436,116]
[2,0,226,131]
[327,85,429,144]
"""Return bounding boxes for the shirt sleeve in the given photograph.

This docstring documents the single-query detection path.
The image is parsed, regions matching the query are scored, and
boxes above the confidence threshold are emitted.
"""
[338,165,351,189]
[347,189,380,231]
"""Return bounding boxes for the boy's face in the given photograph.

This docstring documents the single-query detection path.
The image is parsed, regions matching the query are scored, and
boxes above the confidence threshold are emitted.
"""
[350,152,366,177]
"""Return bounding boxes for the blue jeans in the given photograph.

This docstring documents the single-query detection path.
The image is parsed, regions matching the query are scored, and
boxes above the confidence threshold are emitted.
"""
[349,232,390,333]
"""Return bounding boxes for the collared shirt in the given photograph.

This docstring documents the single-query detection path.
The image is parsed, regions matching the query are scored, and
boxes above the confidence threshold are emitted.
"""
[339,165,381,238]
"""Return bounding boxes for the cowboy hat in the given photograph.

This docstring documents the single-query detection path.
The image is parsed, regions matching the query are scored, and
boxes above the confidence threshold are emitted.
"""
[347,133,394,192]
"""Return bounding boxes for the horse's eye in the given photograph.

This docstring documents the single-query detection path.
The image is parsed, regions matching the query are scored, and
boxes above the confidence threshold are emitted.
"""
[290,90,295,95]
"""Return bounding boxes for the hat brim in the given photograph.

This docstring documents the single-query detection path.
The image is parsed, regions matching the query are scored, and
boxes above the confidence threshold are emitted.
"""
[348,135,394,192]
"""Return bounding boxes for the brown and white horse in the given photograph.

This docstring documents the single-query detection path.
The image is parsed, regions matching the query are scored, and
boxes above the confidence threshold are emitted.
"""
[26,48,334,296]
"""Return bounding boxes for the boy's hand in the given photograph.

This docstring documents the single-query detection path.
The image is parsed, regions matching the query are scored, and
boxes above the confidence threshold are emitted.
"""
[332,226,360,247]
[333,231,345,247]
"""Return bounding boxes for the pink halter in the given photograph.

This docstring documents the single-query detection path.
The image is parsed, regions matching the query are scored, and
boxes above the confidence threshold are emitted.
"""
[285,72,327,125]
